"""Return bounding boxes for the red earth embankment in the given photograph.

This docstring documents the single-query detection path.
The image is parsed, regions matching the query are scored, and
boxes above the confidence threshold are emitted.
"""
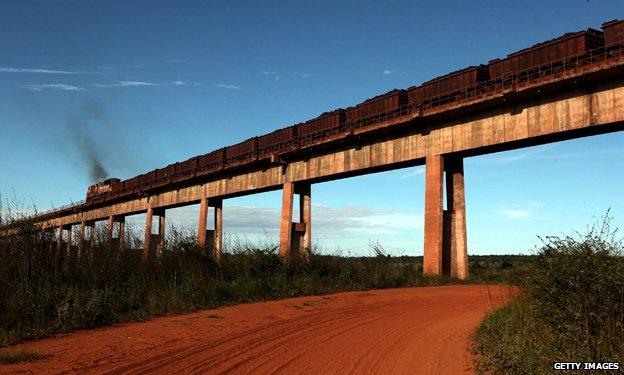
[1,285,514,374]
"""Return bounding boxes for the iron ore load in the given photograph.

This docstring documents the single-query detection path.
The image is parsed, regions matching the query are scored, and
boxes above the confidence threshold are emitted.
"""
[86,19,624,205]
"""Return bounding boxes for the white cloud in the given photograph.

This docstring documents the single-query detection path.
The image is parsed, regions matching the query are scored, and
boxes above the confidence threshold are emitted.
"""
[1,67,86,74]
[166,59,188,63]
[93,81,159,88]
[171,80,186,85]
[20,84,85,91]
[301,73,310,78]
[382,70,397,75]
[161,204,421,239]
[497,201,542,220]
[126,62,155,69]
[214,83,242,90]
[498,207,531,219]
[261,70,277,75]
[399,167,425,179]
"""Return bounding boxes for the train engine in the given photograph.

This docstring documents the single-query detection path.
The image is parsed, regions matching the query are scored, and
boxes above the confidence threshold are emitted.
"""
[86,178,120,202]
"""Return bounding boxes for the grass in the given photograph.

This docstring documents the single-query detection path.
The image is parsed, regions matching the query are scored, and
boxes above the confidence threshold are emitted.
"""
[0,348,47,365]
[0,211,532,349]
[472,215,624,374]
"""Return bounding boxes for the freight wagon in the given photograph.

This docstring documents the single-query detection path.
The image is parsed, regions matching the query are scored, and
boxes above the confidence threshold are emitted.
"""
[174,157,199,180]
[225,137,258,166]
[488,28,604,81]
[603,19,624,49]
[408,66,489,107]
[198,149,225,173]
[85,19,623,206]
[346,89,407,125]
[258,126,296,159]
[296,110,346,143]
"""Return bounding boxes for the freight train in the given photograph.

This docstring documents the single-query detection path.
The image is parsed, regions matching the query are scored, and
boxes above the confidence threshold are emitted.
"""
[86,19,624,205]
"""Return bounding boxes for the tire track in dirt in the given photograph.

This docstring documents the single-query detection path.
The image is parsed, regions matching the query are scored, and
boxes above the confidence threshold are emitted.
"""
[1,285,514,375]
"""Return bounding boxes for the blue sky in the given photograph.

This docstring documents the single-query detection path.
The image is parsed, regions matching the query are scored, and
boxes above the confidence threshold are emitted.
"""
[1,1,623,255]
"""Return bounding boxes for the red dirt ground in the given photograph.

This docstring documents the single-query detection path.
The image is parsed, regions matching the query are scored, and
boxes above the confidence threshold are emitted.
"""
[1,285,513,374]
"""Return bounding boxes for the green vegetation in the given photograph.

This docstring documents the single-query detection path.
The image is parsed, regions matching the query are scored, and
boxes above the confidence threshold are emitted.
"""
[0,212,532,349]
[0,348,47,365]
[473,217,624,374]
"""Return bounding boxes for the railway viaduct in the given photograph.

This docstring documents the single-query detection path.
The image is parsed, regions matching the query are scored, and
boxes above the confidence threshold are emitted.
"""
[2,57,624,280]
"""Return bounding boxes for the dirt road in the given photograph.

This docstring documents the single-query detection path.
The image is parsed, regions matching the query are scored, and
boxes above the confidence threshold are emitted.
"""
[1,285,513,374]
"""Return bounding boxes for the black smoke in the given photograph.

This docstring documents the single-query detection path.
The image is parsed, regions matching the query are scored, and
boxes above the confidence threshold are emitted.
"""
[67,99,110,183]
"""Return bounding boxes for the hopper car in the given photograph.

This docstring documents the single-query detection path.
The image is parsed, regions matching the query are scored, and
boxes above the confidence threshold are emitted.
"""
[86,20,622,204]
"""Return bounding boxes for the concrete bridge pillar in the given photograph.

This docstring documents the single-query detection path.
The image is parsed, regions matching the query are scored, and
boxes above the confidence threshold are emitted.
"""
[56,226,63,255]
[56,225,66,257]
[66,225,73,256]
[144,207,166,260]
[78,221,85,259]
[279,182,312,264]
[107,215,125,255]
[86,221,95,260]
[197,197,223,262]
[55,225,73,259]
[423,155,468,279]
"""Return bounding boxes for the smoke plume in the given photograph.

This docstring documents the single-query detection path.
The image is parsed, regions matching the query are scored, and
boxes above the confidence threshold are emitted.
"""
[67,99,110,183]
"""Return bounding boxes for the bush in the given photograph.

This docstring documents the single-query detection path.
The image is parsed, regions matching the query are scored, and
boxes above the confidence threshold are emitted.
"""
[473,216,624,374]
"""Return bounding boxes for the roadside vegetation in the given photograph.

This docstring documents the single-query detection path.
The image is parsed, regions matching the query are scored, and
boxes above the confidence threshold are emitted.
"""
[0,200,530,349]
[0,348,47,365]
[472,215,624,374]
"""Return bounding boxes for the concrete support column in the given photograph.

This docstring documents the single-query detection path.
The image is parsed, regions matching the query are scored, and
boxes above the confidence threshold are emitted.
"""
[144,207,154,260]
[197,197,208,248]
[107,215,125,255]
[107,215,115,243]
[423,154,469,279]
[279,182,295,263]
[279,182,312,265]
[66,225,73,255]
[77,221,85,260]
[298,183,312,261]
[56,226,63,256]
[157,209,166,255]
[446,158,468,279]
[213,199,223,262]
[86,222,95,261]
[145,207,166,260]
[118,219,125,254]
[197,197,223,261]
[423,155,444,276]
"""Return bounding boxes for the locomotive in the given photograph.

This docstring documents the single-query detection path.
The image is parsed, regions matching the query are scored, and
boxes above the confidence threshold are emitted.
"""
[86,19,624,205]
[86,178,121,200]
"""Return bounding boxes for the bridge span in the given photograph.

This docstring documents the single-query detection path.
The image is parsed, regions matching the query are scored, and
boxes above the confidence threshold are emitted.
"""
[3,54,624,280]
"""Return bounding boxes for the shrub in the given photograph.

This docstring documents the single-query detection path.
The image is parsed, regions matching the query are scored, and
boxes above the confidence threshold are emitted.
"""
[473,215,624,374]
